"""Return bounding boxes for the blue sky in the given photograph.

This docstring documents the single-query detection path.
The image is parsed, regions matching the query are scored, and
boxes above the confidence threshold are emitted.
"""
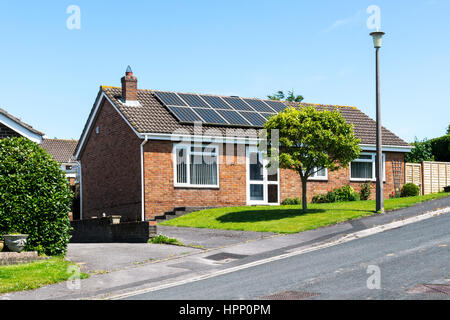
[0,0,448,142]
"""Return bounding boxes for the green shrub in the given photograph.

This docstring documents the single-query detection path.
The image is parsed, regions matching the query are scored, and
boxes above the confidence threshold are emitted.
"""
[400,183,420,198]
[311,193,327,204]
[360,182,372,200]
[0,137,73,255]
[281,197,301,205]
[311,185,359,203]
[429,135,450,162]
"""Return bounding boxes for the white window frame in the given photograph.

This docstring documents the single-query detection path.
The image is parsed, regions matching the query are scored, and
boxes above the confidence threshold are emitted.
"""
[308,167,328,181]
[349,152,386,182]
[173,143,220,189]
[246,146,280,206]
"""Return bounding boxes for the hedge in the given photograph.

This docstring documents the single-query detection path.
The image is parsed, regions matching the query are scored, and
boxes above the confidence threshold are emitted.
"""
[0,137,73,255]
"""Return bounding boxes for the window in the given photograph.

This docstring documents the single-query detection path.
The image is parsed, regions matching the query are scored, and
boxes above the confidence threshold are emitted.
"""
[309,167,328,180]
[350,153,385,181]
[174,144,219,188]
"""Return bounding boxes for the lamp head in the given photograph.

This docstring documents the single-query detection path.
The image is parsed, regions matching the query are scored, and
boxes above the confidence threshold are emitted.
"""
[370,31,385,48]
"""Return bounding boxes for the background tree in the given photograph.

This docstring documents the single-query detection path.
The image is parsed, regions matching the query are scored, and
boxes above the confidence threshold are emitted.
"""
[447,124,450,135]
[405,138,434,163]
[268,90,304,102]
[267,91,285,101]
[264,106,361,213]
[0,137,73,255]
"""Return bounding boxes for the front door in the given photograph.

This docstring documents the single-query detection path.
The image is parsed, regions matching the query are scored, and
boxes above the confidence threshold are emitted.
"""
[246,146,279,205]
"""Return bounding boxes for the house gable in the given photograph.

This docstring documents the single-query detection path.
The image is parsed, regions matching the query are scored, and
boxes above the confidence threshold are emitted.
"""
[79,97,142,222]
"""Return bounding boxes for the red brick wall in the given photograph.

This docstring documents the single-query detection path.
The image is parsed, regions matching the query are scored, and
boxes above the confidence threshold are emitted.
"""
[144,144,405,218]
[80,99,142,221]
[143,141,247,219]
[81,106,406,221]
[280,152,405,201]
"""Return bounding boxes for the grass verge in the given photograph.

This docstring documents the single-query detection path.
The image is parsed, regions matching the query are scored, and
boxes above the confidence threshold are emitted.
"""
[161,193,450,234]
[148,235,204,249]
[0,256,89,294]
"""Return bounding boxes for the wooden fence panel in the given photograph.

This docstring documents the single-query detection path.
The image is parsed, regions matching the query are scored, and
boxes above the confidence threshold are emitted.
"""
[405,163,423,194]
[406,161,450,195]
[422,161,450,194]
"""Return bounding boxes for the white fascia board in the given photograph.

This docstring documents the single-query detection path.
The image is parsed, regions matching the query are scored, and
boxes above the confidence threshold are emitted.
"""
[0,114,43,144]
[359,144,412,153]
[74,91,142,159]
[139,134,412,152]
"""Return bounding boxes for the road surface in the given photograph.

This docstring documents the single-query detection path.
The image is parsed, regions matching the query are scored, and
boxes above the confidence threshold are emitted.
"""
[125,212,450,300]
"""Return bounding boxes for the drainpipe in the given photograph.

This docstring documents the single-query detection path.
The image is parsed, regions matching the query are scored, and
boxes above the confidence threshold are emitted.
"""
[140,136,149,221]
[75,160,82,220]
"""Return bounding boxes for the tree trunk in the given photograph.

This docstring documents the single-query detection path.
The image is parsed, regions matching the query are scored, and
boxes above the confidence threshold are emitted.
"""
[301,176,308,213]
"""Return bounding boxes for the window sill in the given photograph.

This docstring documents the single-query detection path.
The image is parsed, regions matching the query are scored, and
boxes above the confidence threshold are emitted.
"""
[174,184,220,189]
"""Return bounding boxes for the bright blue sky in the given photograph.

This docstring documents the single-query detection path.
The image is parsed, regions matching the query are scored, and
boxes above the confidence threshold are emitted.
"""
[0,0,449,142]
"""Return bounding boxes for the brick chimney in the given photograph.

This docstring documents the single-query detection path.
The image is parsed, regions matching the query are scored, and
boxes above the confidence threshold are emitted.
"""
[121,65,138,102]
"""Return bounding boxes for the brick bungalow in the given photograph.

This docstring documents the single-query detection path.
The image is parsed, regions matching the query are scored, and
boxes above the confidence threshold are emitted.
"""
[74,68,412,222]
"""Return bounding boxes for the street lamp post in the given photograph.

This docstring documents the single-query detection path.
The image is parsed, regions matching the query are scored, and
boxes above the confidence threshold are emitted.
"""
[370,31,385,213]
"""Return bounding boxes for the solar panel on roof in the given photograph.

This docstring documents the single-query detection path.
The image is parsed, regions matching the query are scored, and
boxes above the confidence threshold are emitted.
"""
[260,112,276,120]
[200,95,233,110]
[178,93,210,108]
[167,106,202,122]
[194,108,228,124]
[222,97,254,111]
[264,100,286,112]
[239,112,267,127]
[243,99,275,113]
[154,91,187,106]
[216,110,250,126]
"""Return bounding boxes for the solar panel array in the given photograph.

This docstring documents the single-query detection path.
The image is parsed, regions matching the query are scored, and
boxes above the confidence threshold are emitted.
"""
[153,91,287,127]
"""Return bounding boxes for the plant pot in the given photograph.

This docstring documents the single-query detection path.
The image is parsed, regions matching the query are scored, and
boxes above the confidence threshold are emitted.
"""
[0,241,4,252]
[110,215,121,225]
[4,234,28,253]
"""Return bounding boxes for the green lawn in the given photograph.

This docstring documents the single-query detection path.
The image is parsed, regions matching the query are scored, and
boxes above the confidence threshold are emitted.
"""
[161,193,450,234]
[0,257,88,294]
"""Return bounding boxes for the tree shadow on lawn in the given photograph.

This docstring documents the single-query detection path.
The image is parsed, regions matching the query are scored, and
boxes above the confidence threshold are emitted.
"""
[216,208,325,223]
[216,207,373,223]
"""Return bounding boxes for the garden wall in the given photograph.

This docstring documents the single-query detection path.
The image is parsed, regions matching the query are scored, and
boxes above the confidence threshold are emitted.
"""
[70,217,156,243]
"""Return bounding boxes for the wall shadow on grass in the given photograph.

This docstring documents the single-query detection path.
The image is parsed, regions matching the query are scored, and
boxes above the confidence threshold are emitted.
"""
[216,208,326,223]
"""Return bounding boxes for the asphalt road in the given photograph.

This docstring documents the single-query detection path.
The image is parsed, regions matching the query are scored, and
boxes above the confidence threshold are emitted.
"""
[125,212,450,300]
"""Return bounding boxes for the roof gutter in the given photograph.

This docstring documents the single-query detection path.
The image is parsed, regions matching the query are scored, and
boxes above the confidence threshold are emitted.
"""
[140,135,149,221]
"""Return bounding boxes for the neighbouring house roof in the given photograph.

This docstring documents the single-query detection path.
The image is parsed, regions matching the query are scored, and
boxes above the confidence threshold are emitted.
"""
[41,139,78,164]
[75,86,410,158]
[0,107,45,143]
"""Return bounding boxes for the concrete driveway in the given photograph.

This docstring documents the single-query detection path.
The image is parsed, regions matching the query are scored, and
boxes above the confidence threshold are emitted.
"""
[66,243,203,273]
[67,228,276,273]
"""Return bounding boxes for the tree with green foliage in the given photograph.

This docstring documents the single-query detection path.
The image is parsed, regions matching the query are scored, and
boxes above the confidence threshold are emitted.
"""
[405,138,434,163]
[264,106,361,213]
[447,124,450,135]
[268,90,304,102]
[0,137,73,255]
